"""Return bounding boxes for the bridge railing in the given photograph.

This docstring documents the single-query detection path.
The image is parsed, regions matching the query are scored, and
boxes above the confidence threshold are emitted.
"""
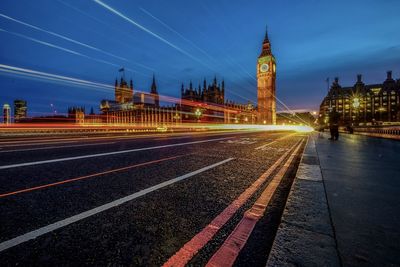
[352,125,400,140]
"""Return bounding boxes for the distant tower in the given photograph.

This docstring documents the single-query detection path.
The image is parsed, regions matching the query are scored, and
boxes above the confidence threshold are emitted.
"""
[151,74,160,107]
[3,104,11,124]
[257,26,276,124]
[115,68,133,104]
[14,99,27,123]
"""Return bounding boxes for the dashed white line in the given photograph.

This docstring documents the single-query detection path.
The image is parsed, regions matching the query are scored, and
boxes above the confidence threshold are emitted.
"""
[0,157,234,252]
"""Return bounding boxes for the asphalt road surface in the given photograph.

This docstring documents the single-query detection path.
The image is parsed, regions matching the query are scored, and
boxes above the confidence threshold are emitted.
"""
[0,130,307,266]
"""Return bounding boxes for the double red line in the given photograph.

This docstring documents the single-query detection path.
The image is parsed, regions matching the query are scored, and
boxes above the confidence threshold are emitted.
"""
[163,138,305,267]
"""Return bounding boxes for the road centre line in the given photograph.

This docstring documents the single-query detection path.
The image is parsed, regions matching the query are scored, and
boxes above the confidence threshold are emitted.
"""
[163,139,302,267]
[0,155,184,198]
[0,142,116,153]
[0,137,231,170]
[0,157,234,252]
[206,139,305,267]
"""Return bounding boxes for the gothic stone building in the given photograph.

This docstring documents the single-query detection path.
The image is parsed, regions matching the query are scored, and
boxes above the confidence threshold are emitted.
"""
[99,74,180,126]
[319,71,400,126]
[180,77,257,124]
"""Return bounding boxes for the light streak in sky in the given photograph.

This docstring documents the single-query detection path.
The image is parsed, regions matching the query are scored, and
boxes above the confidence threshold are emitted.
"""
[0,13,158,74]
[92,0,213,70]
[0,64,114,91]
[139,7,216,63]
[0,64,238,115]
[0,27,121,68]
[0,13,127,62]
[0,28,153,79]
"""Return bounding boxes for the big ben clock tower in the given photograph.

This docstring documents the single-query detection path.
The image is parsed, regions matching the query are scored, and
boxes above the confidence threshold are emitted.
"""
[257,27,276,124]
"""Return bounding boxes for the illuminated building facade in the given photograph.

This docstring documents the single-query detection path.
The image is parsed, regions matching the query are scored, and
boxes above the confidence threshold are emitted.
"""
[180,77,257,123]
[319,72,400,125]
[14,99,27,122]
[100,74,180,125]
[180,77,225,122]
[68,107,85,124]
[115,77,133,104]
[3,103,11,124]
[257,28,276,124]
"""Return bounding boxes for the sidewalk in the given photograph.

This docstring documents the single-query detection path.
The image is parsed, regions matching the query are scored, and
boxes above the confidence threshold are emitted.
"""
[267,132,400,267]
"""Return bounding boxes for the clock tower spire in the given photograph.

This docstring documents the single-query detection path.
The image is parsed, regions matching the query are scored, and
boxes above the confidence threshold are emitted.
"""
[257,26,276,124]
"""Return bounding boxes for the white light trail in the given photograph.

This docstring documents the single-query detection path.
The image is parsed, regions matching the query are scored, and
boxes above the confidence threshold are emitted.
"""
[0,13,127,62]
[0,64,114,91]
[0,28,122,69]
[92,0,212,69]
[139,7,216,63]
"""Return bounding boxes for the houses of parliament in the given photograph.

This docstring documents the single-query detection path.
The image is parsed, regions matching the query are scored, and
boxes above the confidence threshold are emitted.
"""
[77,28,277,126]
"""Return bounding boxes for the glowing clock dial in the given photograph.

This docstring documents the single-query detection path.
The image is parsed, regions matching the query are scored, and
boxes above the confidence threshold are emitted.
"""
[260,63,269,73]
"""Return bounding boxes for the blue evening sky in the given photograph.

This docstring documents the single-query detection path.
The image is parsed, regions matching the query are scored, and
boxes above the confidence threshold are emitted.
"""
[0,0,399,115]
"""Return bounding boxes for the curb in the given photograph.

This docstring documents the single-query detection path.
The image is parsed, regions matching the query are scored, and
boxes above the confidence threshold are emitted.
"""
[266,133,340,267]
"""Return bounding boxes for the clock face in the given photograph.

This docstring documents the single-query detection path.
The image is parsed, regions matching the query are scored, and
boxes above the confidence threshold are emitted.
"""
[260,63,269,73]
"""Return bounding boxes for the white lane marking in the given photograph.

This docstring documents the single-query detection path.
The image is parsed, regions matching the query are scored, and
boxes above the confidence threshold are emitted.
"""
[0,137,231,170]
[0,157,234,252]
[0,140,78,148]
[0,142,116,153]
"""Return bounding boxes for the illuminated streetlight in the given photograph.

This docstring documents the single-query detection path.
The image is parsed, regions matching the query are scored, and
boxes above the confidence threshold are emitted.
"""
[352,97,360,108]
[194,108,202,121]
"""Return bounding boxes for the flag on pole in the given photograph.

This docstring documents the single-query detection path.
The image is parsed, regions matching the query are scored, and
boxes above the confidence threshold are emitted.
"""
[119,67,124,72]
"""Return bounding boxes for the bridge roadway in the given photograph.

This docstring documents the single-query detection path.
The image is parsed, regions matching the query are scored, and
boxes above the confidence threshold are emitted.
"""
[0,130,306,266]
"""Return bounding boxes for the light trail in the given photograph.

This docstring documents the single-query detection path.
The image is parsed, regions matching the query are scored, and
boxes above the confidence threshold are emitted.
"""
[0,64,114,92]
[55,0,183,79]
[139,7,216,63]
[92,0,213,70]
[0,13,127,62]
[0,28,121,69]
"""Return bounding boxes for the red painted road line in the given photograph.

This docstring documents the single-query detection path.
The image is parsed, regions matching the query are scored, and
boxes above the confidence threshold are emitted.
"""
[0,155,183,198]
[206,139,305,267]
[163,139,302,267]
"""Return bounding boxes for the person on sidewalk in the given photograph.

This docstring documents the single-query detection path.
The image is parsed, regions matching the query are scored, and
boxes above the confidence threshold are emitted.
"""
[328,108,340,140]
